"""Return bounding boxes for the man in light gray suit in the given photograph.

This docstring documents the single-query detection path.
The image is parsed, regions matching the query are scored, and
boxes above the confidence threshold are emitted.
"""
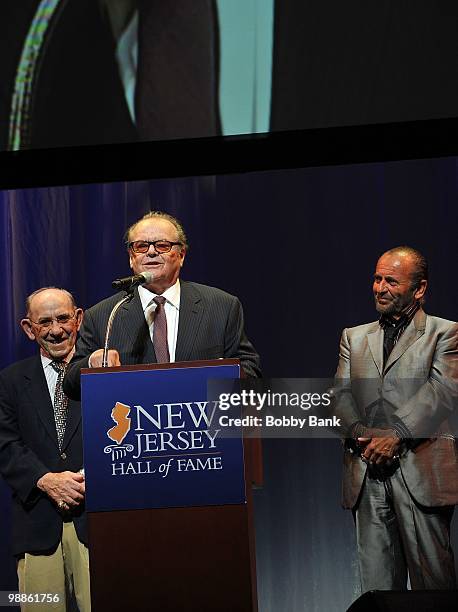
[334,246,458,592]
[64,210,260,398]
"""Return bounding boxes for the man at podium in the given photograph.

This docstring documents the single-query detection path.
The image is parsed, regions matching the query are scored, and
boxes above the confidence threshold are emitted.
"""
[64,211,260,398]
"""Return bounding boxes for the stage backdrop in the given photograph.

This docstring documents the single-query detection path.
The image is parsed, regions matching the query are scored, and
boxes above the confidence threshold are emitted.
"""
[1,157,457,610]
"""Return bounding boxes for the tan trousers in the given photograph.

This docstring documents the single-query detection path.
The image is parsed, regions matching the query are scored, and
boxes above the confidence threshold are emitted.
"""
[17,521,91,612]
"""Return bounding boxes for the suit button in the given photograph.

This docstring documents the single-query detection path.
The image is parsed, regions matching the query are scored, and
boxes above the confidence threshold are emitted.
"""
[61,452,67,460]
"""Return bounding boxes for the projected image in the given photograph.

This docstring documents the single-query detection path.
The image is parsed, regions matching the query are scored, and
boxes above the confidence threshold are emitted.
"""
[1,1,458,150]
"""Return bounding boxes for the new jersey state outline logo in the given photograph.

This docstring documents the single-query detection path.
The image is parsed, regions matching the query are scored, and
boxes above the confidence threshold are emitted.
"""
[104,401,134,460]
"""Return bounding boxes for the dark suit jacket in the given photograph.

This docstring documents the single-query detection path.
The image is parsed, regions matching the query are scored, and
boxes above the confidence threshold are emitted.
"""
[64,281,261,399]
[0,355,87,556]
[0,0,136,150]
[0,0,220,150]
[334,309,458,509]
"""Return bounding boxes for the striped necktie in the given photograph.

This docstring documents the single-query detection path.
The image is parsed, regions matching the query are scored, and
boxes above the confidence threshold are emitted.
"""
[51,360,68,450]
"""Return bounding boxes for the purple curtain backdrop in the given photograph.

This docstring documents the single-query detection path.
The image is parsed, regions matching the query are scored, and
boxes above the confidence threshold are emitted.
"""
[1,158,457,609]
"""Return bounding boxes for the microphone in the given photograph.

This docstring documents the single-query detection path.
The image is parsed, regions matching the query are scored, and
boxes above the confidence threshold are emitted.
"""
[112,271,153,292]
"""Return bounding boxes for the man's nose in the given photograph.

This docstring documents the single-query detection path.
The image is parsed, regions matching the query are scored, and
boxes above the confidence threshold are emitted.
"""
[49,320,64,333]
[146,244,158,256]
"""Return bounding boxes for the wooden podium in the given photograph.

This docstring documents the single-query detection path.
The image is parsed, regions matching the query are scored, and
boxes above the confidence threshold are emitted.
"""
[81,359,261,611]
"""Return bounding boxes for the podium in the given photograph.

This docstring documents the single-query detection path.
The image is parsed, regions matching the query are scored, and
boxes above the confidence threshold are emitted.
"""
[81,359,260,611]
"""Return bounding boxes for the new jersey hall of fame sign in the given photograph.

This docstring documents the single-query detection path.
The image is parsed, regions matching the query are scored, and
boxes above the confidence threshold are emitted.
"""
[81,362,245,512]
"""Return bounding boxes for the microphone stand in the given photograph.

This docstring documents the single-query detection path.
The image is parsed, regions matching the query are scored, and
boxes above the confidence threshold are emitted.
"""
[102,291,134,368]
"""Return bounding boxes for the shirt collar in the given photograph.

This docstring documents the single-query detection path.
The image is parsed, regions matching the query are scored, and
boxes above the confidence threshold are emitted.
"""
[41,347,75,369]
[138,279,181,312]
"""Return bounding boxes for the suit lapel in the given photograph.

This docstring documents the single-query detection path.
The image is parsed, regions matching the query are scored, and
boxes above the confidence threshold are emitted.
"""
[366,325,384,377]
[119,289,156,363]
[384,309,426,373]
[175,282,203,362]
[24,357,59,450]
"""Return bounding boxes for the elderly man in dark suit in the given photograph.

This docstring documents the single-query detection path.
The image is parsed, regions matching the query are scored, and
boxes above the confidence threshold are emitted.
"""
[0,288,90,611]
[64,211,260,399]
[334,246,458,593]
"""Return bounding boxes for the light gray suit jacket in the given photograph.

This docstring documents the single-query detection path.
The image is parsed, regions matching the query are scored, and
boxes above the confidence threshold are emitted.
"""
[334,309,458,509]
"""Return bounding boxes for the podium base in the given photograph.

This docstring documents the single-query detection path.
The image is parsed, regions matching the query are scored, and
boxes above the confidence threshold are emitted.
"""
[88,504,257,612]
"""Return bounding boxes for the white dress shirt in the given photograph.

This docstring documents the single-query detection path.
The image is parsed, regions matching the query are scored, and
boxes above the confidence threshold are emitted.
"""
[115,9,138,123]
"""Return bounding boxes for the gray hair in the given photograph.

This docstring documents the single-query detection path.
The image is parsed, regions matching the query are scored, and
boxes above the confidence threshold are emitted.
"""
[124,211,188,249]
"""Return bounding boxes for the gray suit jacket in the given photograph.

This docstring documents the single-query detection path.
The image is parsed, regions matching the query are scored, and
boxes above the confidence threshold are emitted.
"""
[64,281,261,399]
[334,309,458,509]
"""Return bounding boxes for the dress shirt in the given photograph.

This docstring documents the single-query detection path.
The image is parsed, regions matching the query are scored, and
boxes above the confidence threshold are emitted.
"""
[138,280,180,362]
[41,349,75,406]
[379,301,420,367]
[115,10,139,123]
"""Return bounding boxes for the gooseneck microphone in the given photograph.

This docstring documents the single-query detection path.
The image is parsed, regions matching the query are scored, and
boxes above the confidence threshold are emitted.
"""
[112,271,153,292]
[102,271,153,367]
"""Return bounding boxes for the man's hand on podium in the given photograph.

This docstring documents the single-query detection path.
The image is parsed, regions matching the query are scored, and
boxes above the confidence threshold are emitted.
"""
[88,349,121,368]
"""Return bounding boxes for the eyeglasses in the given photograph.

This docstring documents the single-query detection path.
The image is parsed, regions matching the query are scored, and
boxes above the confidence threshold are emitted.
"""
[27,312,77,331]
[128,240,182,254]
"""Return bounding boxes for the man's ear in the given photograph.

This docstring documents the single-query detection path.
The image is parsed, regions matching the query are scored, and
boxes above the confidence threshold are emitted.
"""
[414,279,427,301]
[75,308,84,331]
[20,318,37,341]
